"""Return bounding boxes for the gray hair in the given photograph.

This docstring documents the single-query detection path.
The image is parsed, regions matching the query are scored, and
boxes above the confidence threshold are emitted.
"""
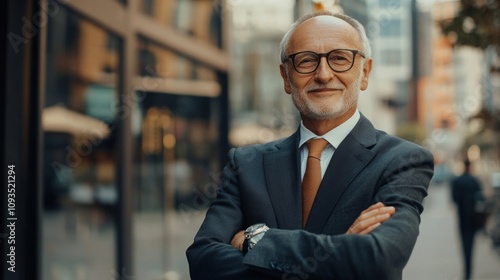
[279,11,372,63]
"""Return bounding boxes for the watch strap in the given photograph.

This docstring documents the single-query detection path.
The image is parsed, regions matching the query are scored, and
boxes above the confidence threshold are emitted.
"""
[242,237,249,254]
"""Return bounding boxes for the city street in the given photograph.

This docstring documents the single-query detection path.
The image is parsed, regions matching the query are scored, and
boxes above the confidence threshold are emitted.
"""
[404,182,500,280]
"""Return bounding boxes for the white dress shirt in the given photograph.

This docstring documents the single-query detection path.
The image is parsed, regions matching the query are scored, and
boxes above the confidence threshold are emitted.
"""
[299,110,361,181]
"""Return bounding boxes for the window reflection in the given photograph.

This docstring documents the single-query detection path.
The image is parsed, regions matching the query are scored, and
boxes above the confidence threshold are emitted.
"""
[42,4,119,279]
[139,0,221,47]
[133,34,221,278]
[138,37,217,81]
[39,1,225,279]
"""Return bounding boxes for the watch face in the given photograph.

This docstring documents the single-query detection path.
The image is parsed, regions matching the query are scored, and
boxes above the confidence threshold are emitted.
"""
[247,223,265,232]
[245,223,266,238]
[244,224,269,252]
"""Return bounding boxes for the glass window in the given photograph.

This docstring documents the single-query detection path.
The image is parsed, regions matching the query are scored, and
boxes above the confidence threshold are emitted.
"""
[381,49,402,65]
[42,3,120,279]
[380,19,401,37]
[379,0,401,9]
[133,47,221,279]
[138,37,217,82]
[139,0,222,48]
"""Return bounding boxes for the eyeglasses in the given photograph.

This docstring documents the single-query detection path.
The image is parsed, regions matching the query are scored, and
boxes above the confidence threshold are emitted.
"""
[285,49,365,74]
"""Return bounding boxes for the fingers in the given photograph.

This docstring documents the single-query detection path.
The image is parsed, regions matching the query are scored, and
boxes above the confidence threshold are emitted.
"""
[230,230,245,251]
[359,222,381,234]
[360,202,384,214]
[346,203,396,235]
[360,203,395,220]
[346,213,389,234]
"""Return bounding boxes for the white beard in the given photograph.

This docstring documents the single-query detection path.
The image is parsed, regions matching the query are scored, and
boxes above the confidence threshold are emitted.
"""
[290,73,362,120]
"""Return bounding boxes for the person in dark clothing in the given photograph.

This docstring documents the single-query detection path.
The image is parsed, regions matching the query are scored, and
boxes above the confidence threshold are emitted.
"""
[451,159,483,280]
[186,11,434,280]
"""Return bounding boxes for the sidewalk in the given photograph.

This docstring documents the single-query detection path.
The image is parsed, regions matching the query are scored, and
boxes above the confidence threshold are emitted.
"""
[404,183,500,280]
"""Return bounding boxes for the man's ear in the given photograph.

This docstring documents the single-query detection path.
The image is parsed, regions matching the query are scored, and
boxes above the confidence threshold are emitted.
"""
[280,64,291,94]
[360,58,372,91]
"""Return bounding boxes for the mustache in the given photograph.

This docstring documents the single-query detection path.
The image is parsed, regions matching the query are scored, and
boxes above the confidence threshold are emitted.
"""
[305,84,345,91]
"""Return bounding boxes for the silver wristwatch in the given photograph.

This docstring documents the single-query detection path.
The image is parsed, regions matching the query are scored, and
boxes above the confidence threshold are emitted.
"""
[244,223,269,252]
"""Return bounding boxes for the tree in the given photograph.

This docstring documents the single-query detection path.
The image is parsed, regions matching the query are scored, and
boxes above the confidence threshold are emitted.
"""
[438,0,500,51]
[438,0,500,162]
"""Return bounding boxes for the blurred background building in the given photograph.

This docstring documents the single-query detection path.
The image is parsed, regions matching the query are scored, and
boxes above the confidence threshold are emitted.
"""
[2,0,499,279]
[2,0,229,279]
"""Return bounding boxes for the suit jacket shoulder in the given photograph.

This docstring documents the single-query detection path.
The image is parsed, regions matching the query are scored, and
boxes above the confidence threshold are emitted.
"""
[231,131,298,157]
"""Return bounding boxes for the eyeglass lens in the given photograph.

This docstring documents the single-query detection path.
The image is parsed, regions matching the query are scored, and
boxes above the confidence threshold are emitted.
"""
[293,50,355,73]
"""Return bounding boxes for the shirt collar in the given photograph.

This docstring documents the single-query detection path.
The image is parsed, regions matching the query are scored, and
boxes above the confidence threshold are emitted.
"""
[299,110,360,149]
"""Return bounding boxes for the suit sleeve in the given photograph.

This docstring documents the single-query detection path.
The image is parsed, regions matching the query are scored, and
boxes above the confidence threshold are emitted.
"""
[243,146,434,280]
[186,148,276,280]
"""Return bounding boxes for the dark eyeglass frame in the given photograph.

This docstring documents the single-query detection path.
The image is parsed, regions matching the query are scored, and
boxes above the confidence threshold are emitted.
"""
[285,49,366,74]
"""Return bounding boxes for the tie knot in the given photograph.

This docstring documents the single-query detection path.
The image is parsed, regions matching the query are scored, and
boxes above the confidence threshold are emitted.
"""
[306,138,328,158]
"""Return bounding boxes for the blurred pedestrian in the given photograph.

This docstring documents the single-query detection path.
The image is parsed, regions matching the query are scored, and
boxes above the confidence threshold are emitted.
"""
[451,158,483,280]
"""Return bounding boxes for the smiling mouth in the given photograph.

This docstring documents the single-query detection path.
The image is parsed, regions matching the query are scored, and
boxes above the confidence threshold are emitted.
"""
[308,88,342,94]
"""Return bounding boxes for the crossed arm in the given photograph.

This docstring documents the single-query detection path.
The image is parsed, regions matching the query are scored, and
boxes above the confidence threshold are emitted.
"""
[187,186,410,280]
[230,202,395,251]
[187,146,434,279]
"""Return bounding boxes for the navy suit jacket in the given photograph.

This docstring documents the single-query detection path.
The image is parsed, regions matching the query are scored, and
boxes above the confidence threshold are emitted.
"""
[186,115,434,279]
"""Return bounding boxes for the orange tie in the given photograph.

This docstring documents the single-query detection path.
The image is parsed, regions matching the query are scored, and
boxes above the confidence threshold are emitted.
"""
[302,138,329,227]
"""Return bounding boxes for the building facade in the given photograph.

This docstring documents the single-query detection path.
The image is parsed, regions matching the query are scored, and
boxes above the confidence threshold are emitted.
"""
[1,0,229,279]
[361,0,415,134]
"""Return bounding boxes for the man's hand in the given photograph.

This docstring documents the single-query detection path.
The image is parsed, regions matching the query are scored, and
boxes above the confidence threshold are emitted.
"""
[346,202,395,234]
[230,230,245,251]
[230,202,394,250]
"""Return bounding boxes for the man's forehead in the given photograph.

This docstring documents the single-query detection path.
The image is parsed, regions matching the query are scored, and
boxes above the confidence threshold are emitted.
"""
[289,15,360,49]
[298,15,355,32]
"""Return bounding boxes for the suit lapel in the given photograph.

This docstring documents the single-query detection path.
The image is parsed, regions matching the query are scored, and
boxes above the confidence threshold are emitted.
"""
[264,131,303,230]
[305,115,377,233]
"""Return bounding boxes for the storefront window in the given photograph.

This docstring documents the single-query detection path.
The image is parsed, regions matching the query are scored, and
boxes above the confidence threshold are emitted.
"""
[42,4,120,279]
[133,41,221,279]
[138,37,217,82]
[140,0,221,48]
[36,1,226,279]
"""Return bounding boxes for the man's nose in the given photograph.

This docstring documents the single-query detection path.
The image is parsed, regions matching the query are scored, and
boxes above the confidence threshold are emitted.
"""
[314,57,335,83]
